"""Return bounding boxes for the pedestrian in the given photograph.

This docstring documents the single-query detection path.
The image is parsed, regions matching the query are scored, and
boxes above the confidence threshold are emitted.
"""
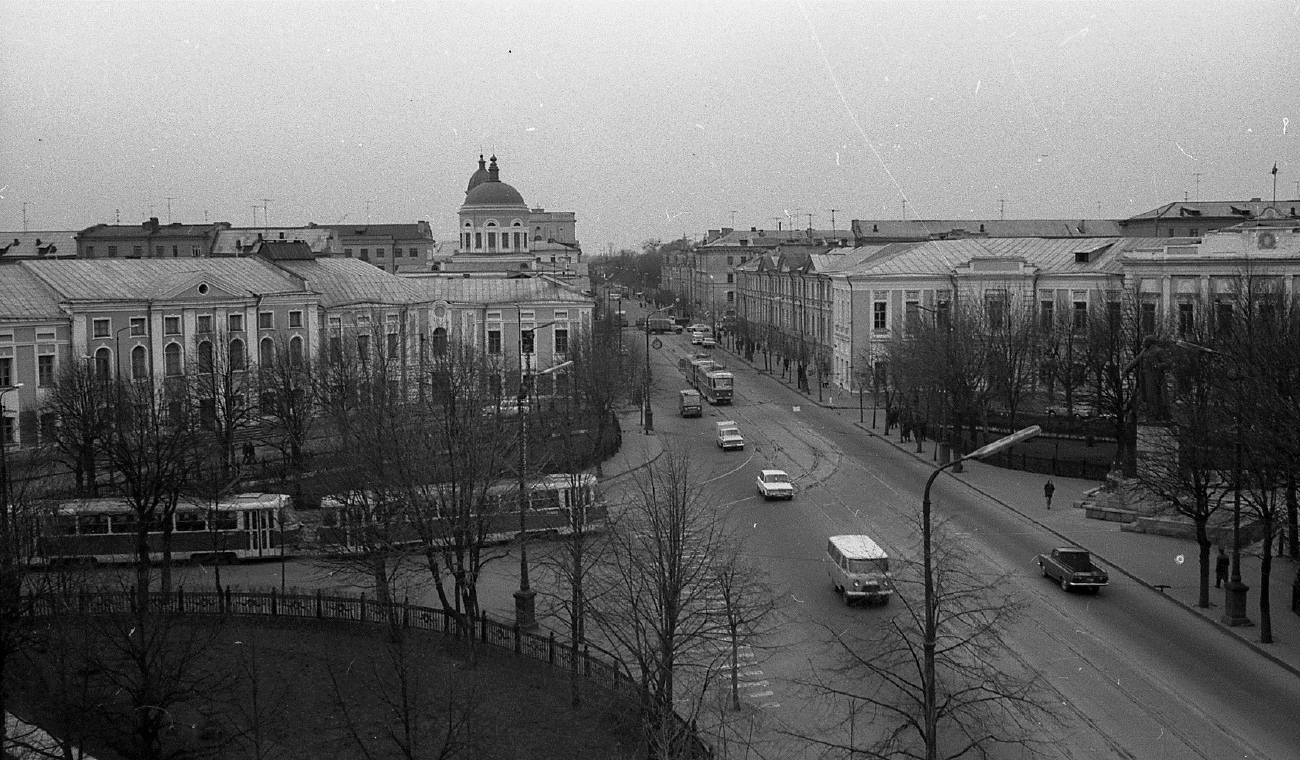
[1043,479,1055,509]
[1215,547,1230,588]
[243,441,256,465]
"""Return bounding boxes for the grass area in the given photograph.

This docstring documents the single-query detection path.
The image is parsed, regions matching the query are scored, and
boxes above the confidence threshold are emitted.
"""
[9,615,645,760]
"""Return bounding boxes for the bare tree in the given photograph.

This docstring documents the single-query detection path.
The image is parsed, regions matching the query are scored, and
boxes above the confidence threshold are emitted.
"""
[254,333,317,484]
[797,517,1059,760]
[191,328,260,478]
[41,359,114,495]
[587,451,740,757]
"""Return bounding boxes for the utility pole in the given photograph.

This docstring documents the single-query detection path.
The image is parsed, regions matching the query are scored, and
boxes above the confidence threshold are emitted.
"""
[260,198,272,233]
[21,203,27,232]
[729,210,737,228]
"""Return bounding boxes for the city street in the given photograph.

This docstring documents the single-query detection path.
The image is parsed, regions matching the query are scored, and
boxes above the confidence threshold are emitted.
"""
[135,324,1300,759]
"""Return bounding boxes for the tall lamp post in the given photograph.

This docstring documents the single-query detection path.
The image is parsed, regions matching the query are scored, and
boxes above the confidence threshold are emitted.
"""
[1176,340,1252,626]
[514,314,572,631]
[1,384,25,575]
[920,425,1039,760]
[644,302,676,434]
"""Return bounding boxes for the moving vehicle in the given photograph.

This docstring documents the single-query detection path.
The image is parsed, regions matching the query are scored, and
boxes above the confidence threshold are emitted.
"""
[690,330,705,345]
[701,336,717,349]
[826,535,893,605]
[686,323,710,335]
[756,469,794,500]
[679,388,703,417]
[647,317,680,334]
[36,493,298,565]
[716,420,744,450]
[614,310,629,328]
[318,474,607,552]
[1038,547,1109,592]
[679,355,734,404]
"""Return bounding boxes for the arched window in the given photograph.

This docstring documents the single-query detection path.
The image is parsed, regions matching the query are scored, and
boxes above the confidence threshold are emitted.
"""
[94,347,111,381]
[289,336,304,367]
[131,345,147,380]
[432,327,448,354]
[164,343,183,376]
[259,337,275,367]
[230,339,246,371]
[198,340,214,373]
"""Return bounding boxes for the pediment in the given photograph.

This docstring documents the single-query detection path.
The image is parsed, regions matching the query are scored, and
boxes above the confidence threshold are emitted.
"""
[153,272,245,301]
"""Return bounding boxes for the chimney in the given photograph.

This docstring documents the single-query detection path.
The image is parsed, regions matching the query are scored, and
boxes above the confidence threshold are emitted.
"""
[143,217,160,233]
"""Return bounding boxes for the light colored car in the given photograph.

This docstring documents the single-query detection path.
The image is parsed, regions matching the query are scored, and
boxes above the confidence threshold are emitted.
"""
[756,469,794,500]
[690,330,704,345]
[701,336,717,349]
[686,323,710,334]
[715,420,744,450]
[826,535,893,606]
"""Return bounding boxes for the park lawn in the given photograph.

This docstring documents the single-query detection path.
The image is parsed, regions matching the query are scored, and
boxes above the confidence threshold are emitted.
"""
[9,616,645,760]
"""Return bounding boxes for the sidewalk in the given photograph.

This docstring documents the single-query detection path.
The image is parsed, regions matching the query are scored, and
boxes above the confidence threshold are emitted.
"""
[736,346,1300,679]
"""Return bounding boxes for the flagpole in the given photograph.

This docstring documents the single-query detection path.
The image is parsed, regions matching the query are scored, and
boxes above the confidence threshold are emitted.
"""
[1272,162,1278,205]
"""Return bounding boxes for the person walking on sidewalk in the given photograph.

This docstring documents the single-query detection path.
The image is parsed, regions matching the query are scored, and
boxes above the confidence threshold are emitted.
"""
[1215,547,1230,588]
[1044,479,1056,509]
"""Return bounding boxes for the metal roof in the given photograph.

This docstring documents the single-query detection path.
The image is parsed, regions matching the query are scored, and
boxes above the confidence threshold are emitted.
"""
[272,258,424,307]
[0,262,66,319]
[22,258,307,302]
[839,237,1166,277]
[850,219,1124,239]
[406,276,592,306]
[0,230,78,259]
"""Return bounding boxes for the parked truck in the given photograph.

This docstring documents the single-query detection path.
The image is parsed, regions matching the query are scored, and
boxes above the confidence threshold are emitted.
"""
[1038,547,1109,593]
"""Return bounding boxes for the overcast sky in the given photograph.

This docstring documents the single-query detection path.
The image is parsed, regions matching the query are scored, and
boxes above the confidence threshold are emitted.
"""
[1,1,1296,253]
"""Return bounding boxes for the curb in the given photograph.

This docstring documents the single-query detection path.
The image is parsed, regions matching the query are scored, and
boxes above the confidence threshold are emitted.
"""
[855,421,1300,682]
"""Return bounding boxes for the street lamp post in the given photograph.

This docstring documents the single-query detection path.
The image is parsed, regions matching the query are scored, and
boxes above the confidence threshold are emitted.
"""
[643,302,676,434]
[920,425,1039,760]
[1176,341,1252,626]
[1,384,25,575]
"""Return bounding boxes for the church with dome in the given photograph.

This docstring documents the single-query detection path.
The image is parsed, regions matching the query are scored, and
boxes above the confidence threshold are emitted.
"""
[423,154,584,281]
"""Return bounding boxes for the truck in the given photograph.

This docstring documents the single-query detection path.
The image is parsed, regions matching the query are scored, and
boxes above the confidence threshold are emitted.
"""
[679,389,703,418]
[648,317,680,334]
[715,420,744,450]
[1038,547,1109,593]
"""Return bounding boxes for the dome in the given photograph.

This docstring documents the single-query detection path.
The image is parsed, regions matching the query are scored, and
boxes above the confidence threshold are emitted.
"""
[465,154,491,194]
[462,155,527,207]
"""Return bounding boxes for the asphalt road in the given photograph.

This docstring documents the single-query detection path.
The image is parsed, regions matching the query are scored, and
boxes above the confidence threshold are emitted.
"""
[647,332,1300,759]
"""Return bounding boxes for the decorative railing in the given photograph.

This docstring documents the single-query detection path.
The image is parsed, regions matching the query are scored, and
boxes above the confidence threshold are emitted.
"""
[26,588,712,759]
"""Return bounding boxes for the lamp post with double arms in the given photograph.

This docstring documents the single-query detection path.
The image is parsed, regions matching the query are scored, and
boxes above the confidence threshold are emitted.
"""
[920,425,1039,760]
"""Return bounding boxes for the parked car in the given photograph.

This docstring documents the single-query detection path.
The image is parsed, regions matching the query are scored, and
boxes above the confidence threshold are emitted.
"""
[826,535,893,605]
[686,323,710,334]
[701,336,717,349]
[715,420,744,450]
[690,330,705,345]
[1038,547,1109,593]
[756,469,794,500]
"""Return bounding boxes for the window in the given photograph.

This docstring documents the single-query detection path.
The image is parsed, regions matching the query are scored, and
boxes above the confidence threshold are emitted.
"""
[356,334,369,360]
[1,416,13,446]
[191,246,200,257]
[1215,301,1233,334]
[131,345,147,379]
[38,355,54,386]
[360,249,369,261]
[289,336,304,367]
[289,311,303,328]
[387,331,399,357]
[1072,301,1088,331]
[344,248,353,257]
[0,357,10,387]
[130,317,146,336]
[488,329,502,355]
[93,318,111,338]
[198,341,214,373]
[40,412,56,442]
[171,245,179,257]
[164,316,181,335]
[1040,300,1054,330]
[258,312,273,330]
[873,302,887,331]
[376,247,386,258]
[133,245,143,257]
[726,273,734,284]
[554,328,569,354]
[197,315,213,333]
[1189,228,1199,237]
[1107,302,1122,333]
[409,247,418,257]
[475,232,482,249]
[156,246,164,256]
[1178,302,1195,335]
[165,343,183,376]
[259,337,275,366]
[107,245,117,257]
[228,313,243,332]
[727,256,734,265]
[521,329,535,354]
[1140,302,1157,334]
[432,327,448,354]
[94,348,111,381]
[230,339,246,371]
[488,232,496,250]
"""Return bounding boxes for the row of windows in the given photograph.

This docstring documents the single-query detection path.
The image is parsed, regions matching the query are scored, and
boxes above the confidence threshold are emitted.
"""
[89,336,307,381]
[343,247,422,259]
[1,355,56,388]
[462,231,528,251]
[87,245,204,258]
[485,327,569,355]
[91,311,304,339]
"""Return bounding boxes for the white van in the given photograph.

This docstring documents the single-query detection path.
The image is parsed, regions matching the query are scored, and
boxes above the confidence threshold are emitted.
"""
[826,535,893,605]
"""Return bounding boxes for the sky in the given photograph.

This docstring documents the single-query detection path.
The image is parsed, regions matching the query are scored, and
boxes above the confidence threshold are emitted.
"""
[1,1,1296,254]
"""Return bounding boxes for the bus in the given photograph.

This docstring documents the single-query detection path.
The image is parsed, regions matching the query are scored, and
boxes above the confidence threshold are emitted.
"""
[35,493,298,565]
[316,473,607,552]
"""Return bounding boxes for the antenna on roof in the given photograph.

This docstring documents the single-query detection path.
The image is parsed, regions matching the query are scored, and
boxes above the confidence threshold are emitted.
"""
[1193,172,1203,202]
[829,209,838,231]
[166,196,176,224]
[260,198,272,233]
[21,202,27,232]
[365,200,375,225]
[999,199,1006,220]
[729,210,736,227]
